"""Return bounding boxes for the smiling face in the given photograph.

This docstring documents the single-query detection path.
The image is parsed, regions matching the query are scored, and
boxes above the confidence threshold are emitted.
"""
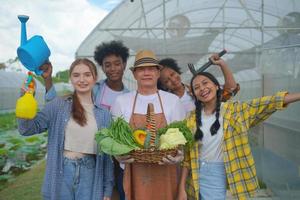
[133,65,160,89]
[102,54,125,82]
[159,67,182,92]
[192,75,219,104]
[70,63,97,95]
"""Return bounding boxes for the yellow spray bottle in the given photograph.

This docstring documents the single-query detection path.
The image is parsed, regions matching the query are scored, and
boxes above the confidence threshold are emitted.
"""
[16,72,38,119]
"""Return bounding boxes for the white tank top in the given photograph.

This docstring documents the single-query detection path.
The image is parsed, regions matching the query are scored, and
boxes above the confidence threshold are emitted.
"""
[199,106,224,162]
[64,103,98,154]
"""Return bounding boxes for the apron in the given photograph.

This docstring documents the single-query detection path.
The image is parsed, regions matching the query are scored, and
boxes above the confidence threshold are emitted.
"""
[123,91,178,200]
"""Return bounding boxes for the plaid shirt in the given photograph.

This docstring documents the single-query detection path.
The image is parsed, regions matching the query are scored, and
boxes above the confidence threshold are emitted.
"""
[183,91,287,200]
[18,97,114,200]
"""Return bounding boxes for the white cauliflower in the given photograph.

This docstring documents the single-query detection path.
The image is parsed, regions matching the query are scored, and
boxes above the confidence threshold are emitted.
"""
[159,128,187,150]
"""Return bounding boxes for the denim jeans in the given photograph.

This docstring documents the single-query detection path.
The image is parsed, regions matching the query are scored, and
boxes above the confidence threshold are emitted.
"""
[116,167,125,200]
[198,160,226,200]
[60,155,96,200]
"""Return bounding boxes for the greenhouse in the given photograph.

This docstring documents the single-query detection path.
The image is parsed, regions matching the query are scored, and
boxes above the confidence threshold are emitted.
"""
[0,70,45,113]
[76,0,300,199]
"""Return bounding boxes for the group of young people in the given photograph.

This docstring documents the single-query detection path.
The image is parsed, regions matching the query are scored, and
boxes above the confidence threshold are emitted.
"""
[17,40,300,200]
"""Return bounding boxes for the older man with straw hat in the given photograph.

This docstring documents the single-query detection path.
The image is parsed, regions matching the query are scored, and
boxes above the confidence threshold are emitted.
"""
[111,49,185,200]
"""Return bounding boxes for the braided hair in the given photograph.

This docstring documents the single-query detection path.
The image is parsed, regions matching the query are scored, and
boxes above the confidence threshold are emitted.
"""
[190,72,222,141]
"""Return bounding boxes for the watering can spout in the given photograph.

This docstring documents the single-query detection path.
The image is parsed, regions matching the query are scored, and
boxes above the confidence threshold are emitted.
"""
[18,15,29,46]
[17,14,51,75]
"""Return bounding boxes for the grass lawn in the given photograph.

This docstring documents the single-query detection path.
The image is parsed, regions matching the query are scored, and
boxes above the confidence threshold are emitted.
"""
[0,112,17,131]
[0,160,45,200]
[0,160,119,200]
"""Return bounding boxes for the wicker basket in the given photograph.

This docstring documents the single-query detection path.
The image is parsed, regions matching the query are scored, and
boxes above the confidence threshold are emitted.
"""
[129,103,178,163]
[130,148,178,163]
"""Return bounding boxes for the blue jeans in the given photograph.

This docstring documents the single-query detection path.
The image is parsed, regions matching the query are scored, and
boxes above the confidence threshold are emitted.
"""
[116,168,125,200]
[198,160,226,200]
[60,155,96,200]
[113,158,125,200]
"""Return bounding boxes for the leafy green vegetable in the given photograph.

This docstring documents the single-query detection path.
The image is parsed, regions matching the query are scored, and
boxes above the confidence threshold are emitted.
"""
[95,117,143,156]
[108,117,139,148]
[157,120,194,148]
[159,128,187,149]
[95,118,194,155]
[95,133,134,156]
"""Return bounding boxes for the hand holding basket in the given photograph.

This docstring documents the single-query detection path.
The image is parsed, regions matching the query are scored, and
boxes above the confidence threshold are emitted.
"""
[129,103,178,164]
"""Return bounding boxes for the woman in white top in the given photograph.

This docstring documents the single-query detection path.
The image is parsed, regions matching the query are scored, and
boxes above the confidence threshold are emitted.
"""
[178,71,300,200]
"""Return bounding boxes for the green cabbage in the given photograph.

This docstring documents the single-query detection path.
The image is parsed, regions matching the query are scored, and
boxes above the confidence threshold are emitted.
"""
[95,133,134,156]
[159,128,187,149]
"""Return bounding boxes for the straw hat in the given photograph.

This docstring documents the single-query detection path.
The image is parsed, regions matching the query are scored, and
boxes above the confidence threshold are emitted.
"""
[130,50,162,71]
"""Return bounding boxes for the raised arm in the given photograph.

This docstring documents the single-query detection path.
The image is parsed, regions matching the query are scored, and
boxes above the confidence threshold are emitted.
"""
[210,54,239,101]
[39,62,57,101]
[40,62,53,92]
[241,91,288,128]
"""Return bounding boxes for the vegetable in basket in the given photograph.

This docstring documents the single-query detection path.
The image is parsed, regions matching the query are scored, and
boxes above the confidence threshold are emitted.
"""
[133,129,148,147]
[157,120,194,149]
[95,117,140,155]
[96,133,134,156]
[159,128,187,150]
[96,117,194,156]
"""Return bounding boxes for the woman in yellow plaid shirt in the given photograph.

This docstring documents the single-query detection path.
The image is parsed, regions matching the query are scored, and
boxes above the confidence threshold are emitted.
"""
[178,71,300,200]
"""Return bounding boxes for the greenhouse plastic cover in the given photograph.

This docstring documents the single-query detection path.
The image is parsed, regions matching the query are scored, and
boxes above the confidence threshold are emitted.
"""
[0,70,45,112]
[76,0,300,81]
[0,71,44,89]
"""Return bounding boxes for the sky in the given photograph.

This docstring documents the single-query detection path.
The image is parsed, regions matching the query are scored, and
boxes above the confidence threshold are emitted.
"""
[0,0,122,74]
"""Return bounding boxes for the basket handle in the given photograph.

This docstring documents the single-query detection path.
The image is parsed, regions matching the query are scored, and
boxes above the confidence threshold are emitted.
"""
[146,103,156,147]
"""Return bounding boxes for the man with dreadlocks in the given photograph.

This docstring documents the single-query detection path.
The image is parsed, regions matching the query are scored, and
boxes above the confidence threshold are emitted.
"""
[178,60,300,199]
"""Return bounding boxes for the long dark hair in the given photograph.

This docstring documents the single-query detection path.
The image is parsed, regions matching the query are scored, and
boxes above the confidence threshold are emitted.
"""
[69,58,98,126]
[190,72,222,141]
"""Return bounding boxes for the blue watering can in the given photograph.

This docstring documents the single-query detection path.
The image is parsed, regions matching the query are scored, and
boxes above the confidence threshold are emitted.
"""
[17,15,51,75]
